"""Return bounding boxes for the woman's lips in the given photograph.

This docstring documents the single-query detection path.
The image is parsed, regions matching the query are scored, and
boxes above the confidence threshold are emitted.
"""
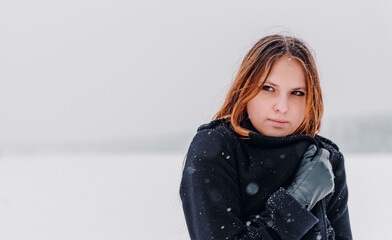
[269,119,288,128]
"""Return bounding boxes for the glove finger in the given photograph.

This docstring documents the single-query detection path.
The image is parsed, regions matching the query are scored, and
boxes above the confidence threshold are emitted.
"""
[303,144,317,159]
[319,149,333,175]
[308,201,316,211]
[318,149,335,193]
[320,148,330,159]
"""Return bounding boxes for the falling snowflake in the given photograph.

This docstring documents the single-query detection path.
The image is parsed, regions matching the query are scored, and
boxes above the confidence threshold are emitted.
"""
[246,182,259,195]
[186,165,196,174]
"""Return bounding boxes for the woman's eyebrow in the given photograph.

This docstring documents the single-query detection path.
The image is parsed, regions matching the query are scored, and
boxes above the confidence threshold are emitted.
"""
[292,87,307,91]
[265,81,278,87]
[265,81,306,90]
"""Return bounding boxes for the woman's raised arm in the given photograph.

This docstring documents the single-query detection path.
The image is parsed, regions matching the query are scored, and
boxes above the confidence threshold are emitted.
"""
[179,128,319,240]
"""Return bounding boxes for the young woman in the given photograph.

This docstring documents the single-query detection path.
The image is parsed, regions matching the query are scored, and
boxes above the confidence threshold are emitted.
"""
[179,34,352,240]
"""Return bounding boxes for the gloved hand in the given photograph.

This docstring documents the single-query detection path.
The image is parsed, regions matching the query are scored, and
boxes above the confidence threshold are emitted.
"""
[286,144,335,211]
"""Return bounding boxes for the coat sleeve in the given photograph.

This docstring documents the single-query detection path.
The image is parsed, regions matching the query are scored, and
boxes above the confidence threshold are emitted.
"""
[179,128,319,240]
[326,151,353,240]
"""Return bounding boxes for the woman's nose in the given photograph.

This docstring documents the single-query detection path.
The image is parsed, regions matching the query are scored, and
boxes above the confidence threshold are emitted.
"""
[273,95,288,113]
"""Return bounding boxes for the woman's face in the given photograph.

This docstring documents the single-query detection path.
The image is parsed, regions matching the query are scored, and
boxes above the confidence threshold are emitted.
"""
[246,56,307,137]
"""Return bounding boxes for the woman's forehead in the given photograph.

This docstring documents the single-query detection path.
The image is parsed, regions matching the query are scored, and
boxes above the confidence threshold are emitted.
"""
[258,63,307,89]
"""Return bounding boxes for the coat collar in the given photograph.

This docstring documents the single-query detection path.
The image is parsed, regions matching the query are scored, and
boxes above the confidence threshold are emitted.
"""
[238,116,320,149]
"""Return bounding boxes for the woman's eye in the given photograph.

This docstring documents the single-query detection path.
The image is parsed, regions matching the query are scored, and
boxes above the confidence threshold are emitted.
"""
[292,91,305,96]
[262,86,273,91]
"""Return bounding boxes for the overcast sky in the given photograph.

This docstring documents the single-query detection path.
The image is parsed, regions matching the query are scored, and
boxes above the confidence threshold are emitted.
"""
[0,0,391,147]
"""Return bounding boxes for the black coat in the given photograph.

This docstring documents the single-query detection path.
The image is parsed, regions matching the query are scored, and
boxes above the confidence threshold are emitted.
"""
[179,117,352,240]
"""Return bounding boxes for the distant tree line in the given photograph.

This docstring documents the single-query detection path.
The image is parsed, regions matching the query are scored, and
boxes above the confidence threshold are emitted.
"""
[322,113,392,153]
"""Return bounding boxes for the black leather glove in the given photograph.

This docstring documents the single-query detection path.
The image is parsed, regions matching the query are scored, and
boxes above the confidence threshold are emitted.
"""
[286,144,335,211]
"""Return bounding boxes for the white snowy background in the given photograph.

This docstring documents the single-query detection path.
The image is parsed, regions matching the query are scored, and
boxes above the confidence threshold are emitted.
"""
[0,0,391,239]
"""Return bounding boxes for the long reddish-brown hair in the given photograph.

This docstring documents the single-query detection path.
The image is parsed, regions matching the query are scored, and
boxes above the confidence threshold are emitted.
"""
[182,34,323,170]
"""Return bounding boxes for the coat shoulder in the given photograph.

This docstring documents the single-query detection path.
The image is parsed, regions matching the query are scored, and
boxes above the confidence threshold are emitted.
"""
[192,118,238,152]
[315,134,340,152]
[196,118,236,139]
[197,118,230,131]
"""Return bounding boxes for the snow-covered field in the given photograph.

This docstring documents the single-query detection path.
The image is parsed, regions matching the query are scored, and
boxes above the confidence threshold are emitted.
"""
[0,152,390,239]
